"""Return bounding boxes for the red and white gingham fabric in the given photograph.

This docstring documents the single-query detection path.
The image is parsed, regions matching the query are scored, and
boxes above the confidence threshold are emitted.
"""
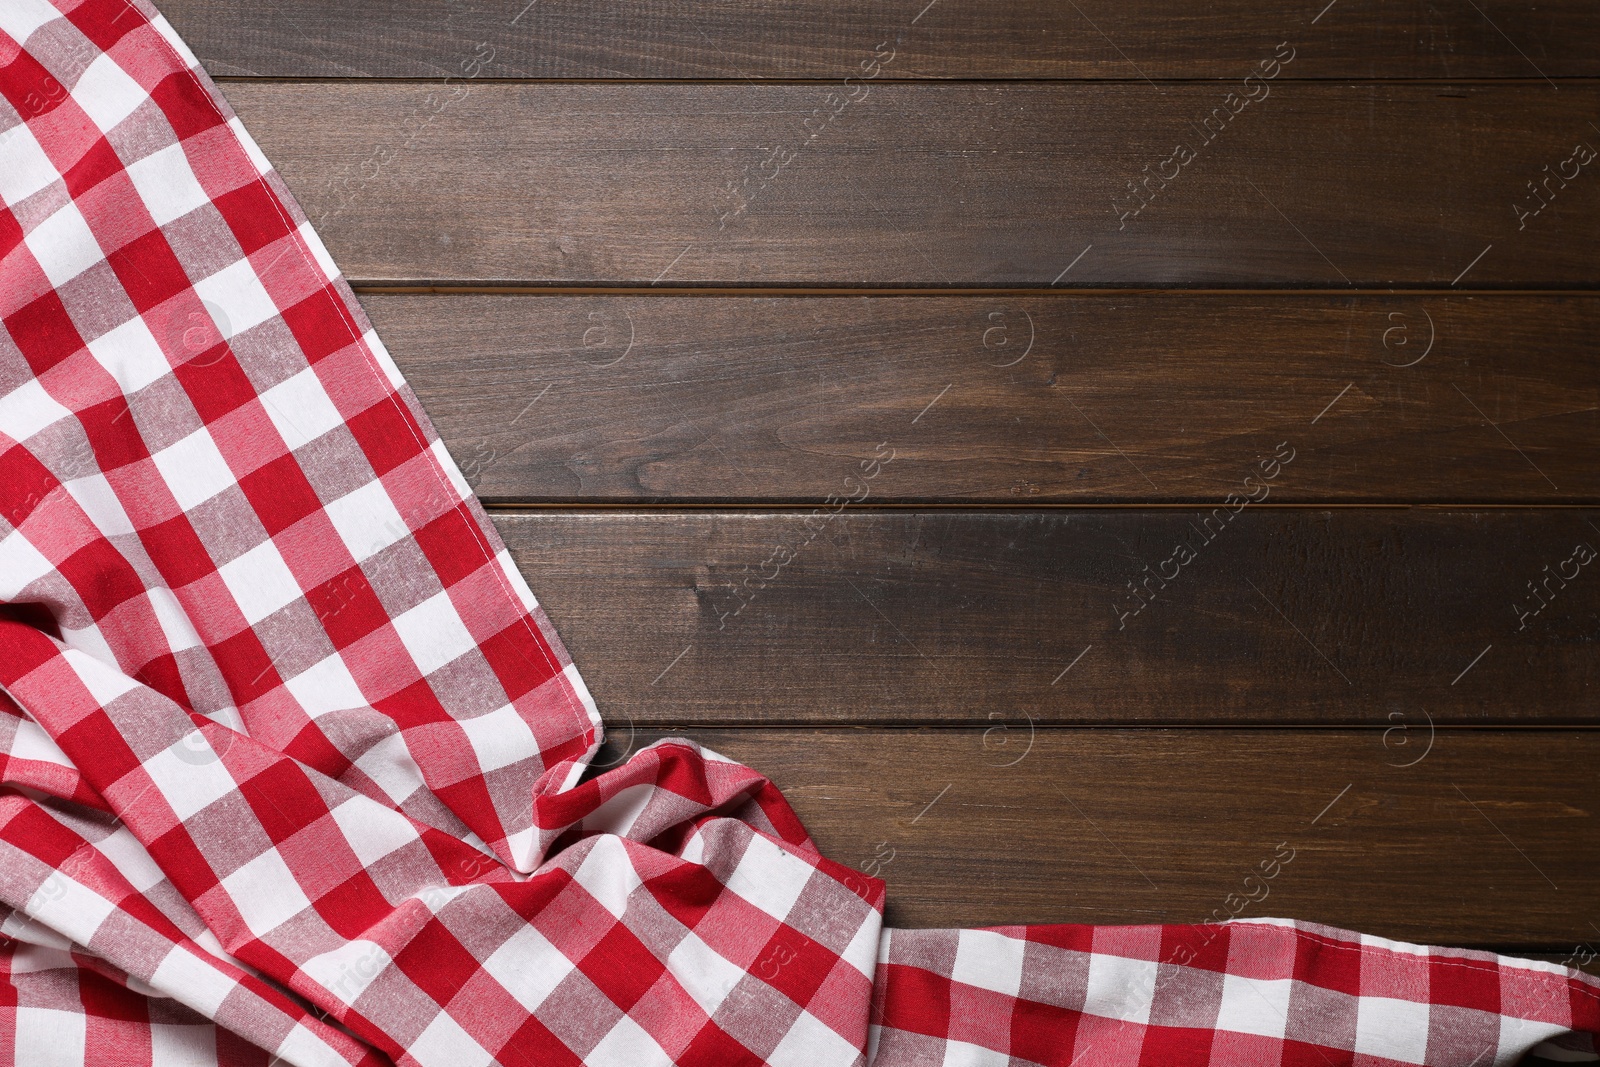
[0,2,1596,1064]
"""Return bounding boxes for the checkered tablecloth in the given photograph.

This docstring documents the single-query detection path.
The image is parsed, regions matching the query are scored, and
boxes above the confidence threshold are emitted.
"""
[1,2,1596,1063]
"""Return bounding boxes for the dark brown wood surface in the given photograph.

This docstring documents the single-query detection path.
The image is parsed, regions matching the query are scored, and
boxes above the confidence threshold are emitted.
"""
[495,510,1600,727]
[601,728,1600,947]
[225,82,1600,287]
[214,0,1599,955]
[165,0,1600,80]
[369,292,1600,504]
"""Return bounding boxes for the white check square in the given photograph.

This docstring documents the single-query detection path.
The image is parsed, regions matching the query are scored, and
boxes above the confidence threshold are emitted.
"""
[0,529,54,599]
[261,365,345,451]
[1498,1017,1571,1063]
[149,13,203,68]
[151,427,236,510]
[124,142,211,226]
[15,1007,86,1066]
[0,378,73,443]
[328,795,419,869]
[63,646,141,705]
[7,716,71,768]
[952,928,1026,998]
[142,736,238,822]
[1083,953,1159,1026]
[193,259,279,340]
[1355,995,1432,1064]
[573,835,643,920]
[92,826,166,894]
[87,315,170,394]
[24,200,102,287]
[410,1013,496,1067]
[217,538,301,625]
[147,586,203,652]
[939,1038,1011,1067]
[667,931,748,1018]
[220,849,312,936]
[0,123,59,207]
[351,733,427,807]
[301,939,392,1005]
[459,704,539,774]
[150,945,233,1016]
[390,589,477,676]
[726,833,814,924]
[74,54,146,134]
[64,473,136,537]
[0,0,58,44]
[483,924,570,1012]
[587,1014,672,1067]
[26,874,115,947]
[285,653,367,719]
[324,478,408,563]
[580,782,656,838]
[149,1022,219,1067]
[1215,973,1293,1039]
[57,619,117,671]
[767,1010,857,1067]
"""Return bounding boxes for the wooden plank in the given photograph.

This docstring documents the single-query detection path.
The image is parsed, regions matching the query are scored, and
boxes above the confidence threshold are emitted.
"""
[367,292,1600,505]
[597,727,1600,947]
[225,82,1600,287]
[163,0,1600,81]
[494,509,1600,726]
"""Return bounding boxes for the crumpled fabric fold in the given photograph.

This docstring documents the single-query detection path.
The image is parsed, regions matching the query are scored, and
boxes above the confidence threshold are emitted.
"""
[0,1,1595,1064]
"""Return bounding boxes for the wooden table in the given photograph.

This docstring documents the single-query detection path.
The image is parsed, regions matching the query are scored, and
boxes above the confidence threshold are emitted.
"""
[165,0,1599,971]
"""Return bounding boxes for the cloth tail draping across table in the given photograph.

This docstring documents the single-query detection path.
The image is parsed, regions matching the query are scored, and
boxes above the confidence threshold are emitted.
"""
[0,1,1596,1064]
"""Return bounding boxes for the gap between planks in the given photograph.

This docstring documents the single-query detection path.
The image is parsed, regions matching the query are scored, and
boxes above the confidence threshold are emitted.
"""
[476,503,1594,512]
[211,75,1600,86]
[354,285,1600,297]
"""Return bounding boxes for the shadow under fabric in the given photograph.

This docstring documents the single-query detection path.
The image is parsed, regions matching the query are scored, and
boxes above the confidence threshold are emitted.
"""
[0,2,1595,1064]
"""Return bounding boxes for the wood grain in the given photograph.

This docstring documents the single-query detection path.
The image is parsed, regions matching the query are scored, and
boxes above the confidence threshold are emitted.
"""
[225,82,1600,287]
[596,727,1600,947]
[163,0,1600,81]
[493,509,1600,726]
[366,292,1600,505]
[192,0,1600,963]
